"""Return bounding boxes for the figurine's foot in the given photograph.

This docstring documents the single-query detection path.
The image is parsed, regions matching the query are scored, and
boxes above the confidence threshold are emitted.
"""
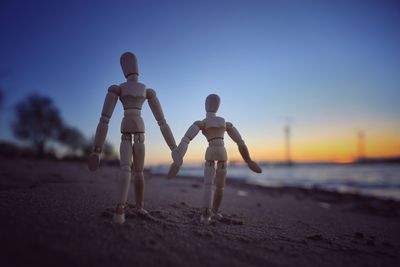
[113,204,126,224]
[135,207,149,215]
[132,205,149,215]
[113,213,126,224]
[211,209,223,219]
[200,208,212,224]
[200,214,211,224]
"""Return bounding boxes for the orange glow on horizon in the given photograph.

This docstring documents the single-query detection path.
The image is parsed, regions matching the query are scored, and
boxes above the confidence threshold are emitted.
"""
[253,132,400,163]
[143,131,400,165]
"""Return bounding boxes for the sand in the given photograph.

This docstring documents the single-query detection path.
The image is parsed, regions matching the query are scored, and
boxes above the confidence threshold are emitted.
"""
[0,158,399,267]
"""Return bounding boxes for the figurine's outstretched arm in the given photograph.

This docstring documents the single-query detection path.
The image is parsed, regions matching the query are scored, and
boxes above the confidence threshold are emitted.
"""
[88,85,120,171]
[146,89,176,150]
[226,122,262,173]
[167,120,203,178]
[175,121,203,163]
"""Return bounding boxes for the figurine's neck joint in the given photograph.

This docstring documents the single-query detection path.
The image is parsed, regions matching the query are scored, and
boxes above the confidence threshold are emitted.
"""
[206,112,216,117]
[126,73,138,82]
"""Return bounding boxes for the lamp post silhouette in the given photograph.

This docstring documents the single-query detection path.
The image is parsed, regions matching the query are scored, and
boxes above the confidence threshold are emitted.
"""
[284,119,293,166]
[357,130,366,161]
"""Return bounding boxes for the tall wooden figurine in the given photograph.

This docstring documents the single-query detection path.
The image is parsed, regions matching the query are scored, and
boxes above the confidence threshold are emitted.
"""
[168,94,261,224]
[88,52,176,224]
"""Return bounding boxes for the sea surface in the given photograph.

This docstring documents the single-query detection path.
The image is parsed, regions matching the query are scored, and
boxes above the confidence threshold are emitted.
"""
[150,163,400,200]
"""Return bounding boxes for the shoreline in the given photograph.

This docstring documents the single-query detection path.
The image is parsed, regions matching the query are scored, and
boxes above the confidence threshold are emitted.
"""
[151,161,400,202]
[162,171,400,203]
[168,173,400,219]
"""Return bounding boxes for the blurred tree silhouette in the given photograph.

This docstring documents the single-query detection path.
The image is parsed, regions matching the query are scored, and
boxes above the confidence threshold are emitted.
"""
[58,127,86,155]
[12,94,63,156]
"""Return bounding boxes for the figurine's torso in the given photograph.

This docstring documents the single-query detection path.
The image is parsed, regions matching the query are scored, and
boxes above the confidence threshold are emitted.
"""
[201,116,227,161]
[119,81,146,134]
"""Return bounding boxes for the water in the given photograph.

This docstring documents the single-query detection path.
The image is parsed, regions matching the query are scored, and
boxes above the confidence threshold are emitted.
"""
[150,163,400,200]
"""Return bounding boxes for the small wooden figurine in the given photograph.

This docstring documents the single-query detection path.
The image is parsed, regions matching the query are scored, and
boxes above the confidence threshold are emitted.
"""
[168,94,262,224]
[88,52,176,224]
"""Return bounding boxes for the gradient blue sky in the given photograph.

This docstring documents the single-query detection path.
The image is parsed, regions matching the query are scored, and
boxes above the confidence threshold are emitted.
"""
[1,0,399,163]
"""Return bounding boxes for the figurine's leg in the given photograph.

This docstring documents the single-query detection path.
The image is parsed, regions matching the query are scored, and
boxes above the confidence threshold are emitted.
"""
[132,133,147,214]
[114,134,133,224]
[212,161,227,218]
[201,160,215,224]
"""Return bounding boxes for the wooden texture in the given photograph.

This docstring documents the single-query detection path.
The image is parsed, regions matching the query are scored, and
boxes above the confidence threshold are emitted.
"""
[212,161,227,213]
[117,136,133,205]
[226,122,262,173]
[120,52,139,78]
[203,161,215,209]
[147,88,176,149]
[89,51,177,223]
[168,94,261,223]
[205,94,220,113]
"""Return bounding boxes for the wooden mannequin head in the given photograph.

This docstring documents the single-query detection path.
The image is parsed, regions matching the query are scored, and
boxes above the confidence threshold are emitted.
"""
[120,52,139,79]
[205,94,220,113]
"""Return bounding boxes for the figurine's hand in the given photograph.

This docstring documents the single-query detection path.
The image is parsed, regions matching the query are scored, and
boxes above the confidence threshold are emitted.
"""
[88,153,100,171]
[247,160,262,173]
[171,148,183,166]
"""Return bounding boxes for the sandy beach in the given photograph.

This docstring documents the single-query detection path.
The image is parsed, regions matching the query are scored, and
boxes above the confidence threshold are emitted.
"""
[0,158,399,267]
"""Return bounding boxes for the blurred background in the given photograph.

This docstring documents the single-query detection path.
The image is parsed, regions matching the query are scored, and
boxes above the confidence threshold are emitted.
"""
[0,0,399,198]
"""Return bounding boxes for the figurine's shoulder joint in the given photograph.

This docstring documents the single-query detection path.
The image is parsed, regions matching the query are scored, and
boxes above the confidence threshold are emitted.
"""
[108,85,121,96]
[226,122,234,130]
[146,88,156,99]
[194,120,205,129]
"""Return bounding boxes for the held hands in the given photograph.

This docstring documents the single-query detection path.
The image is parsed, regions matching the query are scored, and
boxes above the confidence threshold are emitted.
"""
[167,147,183,179]
[247,160,262,173]
[88,152,101,171]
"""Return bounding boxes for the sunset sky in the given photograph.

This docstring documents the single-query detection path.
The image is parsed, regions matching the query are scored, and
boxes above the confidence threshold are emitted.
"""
[0,0,399,164]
